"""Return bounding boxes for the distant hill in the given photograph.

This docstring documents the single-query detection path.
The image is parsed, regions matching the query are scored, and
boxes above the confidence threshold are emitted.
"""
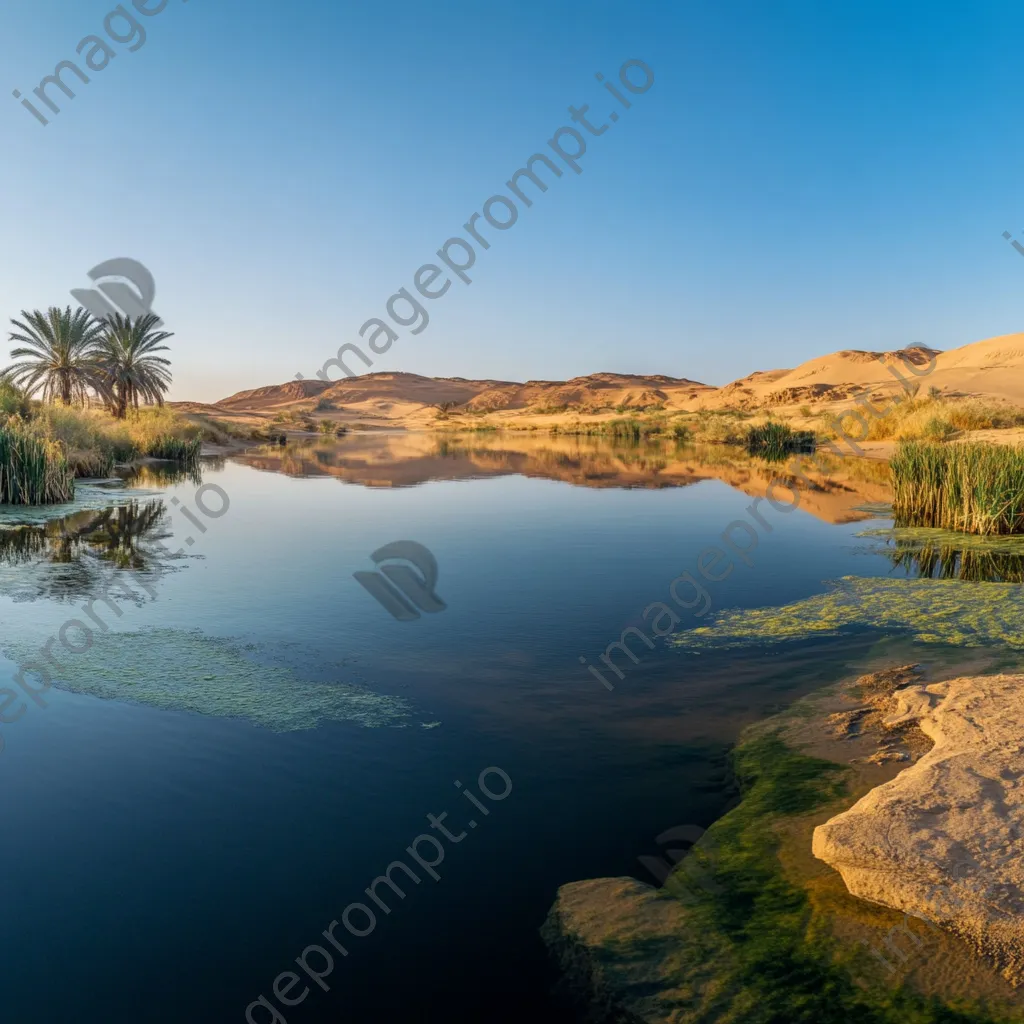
[175,333,1024,425]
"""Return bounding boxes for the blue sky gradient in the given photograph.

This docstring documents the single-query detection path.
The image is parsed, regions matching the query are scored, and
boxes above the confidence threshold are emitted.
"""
[4,0,1024,401]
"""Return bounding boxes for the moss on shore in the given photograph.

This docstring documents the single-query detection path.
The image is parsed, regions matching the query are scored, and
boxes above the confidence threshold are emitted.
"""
[546,687,1024,1022]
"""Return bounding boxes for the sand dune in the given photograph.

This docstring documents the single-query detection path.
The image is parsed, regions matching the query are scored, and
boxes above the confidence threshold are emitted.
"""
[177,332,1024,426]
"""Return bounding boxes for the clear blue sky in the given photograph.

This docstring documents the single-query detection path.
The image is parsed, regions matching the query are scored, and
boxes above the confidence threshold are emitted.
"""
[3,0,1024,402]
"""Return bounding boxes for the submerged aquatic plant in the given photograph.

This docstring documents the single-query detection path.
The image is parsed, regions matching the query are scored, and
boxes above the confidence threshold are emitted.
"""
[674,576,1024,651]
[891,442,1024,535]
[2,628,412,732]
[635,728,1024,1022]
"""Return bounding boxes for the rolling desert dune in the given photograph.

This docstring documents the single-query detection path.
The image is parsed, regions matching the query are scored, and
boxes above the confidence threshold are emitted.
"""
[176,332,1024,428]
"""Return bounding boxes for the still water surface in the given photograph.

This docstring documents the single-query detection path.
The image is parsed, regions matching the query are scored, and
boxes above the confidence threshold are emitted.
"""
[0,435,1004,1023]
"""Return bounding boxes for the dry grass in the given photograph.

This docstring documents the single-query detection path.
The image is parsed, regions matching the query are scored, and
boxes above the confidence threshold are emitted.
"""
[861,397,1024,441]
[22,405,202,475]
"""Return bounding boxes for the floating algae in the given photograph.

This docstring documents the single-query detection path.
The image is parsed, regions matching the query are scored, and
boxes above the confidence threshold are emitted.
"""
[674,577,1024,651]
[3,628,412,732]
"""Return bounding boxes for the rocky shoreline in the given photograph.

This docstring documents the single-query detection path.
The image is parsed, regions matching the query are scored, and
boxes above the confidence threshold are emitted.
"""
[542,659,1024,1023]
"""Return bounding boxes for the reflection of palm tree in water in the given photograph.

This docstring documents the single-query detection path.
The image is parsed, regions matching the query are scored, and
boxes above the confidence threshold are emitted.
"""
[47,500,168,569]
[0,499,173,601]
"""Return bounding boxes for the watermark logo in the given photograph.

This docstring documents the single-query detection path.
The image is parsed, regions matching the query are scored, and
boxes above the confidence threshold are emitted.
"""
[354,540,446,621]
[637,824,723,904]
[1003,229,1024,259]
[71,257,163,326]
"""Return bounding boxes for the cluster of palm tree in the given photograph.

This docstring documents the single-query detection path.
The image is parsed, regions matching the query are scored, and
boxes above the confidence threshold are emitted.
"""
[3,306,173,418]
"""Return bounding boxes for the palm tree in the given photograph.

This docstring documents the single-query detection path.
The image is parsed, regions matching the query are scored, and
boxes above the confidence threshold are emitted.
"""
[5,306,107,405]
[96,313,174,418]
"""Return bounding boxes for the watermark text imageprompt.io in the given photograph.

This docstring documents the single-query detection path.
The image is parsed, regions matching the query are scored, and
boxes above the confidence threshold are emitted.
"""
[579,350,937,691]
[295,58,655,384]
[12,0,192,128]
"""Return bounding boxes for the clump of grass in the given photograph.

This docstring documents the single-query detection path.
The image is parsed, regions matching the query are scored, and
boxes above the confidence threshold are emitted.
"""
[604,417,662,442]
[22,405,203,472]
[317,419,335,434]
[0,421,74,504]
[891,441,1024,535]
[144,435,202,462]
[744,421,815,458]
[864,396,1024,441]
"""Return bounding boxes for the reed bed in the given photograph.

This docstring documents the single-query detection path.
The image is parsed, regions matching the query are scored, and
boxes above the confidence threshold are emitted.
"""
[744,422,815,459]
[143,435,202,462]
[0,423,74,504]
[891,441,1024,535]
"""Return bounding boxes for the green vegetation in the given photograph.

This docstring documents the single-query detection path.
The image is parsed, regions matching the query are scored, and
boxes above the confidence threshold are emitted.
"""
[5,307,106,405]
[605,417,663,442]
[744,421,816,459]
[0,421,74,504]
[2,627,412,733]
[0,304,193,502]
[5,307,173,419]
[676,576,1024,651]
[653,730,1019,1022]
[144,435,203,462]
[891,442,1024,535]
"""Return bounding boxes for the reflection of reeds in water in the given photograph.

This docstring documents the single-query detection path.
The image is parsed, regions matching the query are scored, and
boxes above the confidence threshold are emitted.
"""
[887,540,1024,583]
[891,441,1024,535]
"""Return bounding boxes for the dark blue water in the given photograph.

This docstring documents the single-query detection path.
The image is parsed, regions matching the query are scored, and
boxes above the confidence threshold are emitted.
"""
[0,442,914,1023]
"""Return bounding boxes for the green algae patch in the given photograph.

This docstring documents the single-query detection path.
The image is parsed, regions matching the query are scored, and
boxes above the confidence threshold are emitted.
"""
[675,577,1024,651]
[634,732,1019,1022]
[3,628,412,732]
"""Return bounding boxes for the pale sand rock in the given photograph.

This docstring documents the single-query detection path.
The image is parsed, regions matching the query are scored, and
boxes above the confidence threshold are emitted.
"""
[812,673,1024,985]
[540,877,700,1023]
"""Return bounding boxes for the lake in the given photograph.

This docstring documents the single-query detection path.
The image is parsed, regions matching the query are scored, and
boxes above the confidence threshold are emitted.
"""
[1,434,1016,1023]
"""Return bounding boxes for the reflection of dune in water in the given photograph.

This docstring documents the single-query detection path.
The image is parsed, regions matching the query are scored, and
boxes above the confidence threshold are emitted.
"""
[234,435,894,523]
[3,629,412,732]
[674,576,1024,650]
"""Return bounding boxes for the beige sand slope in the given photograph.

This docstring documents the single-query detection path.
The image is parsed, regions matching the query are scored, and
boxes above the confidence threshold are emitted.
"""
[197,371,713,427]
[176,332,1024,426]
[706,334,1024,410]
